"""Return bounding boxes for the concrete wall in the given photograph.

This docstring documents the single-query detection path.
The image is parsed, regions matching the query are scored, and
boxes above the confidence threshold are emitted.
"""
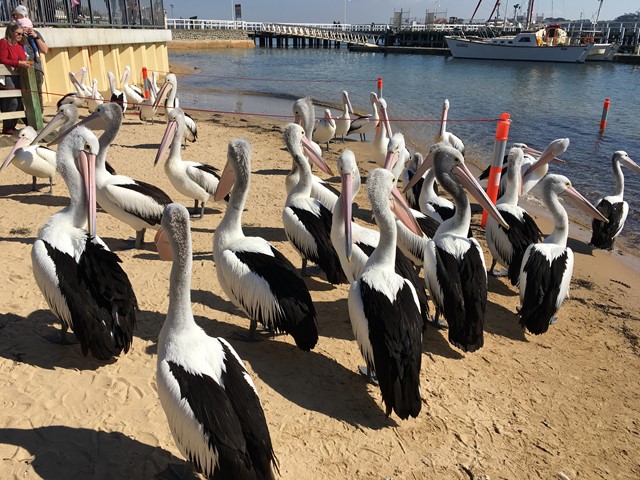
[37,28,172,106]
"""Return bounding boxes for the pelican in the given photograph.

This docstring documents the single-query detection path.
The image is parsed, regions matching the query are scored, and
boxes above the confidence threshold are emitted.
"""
[107,71,126,115]
[155,108,222,219]
[590,151,640,250]
[347,91,379,141]
[31,126,137,360]
[71,102,173,248]
[437,99,465,154]
[348,168,423,419]
[485,147,543,284]
[156,203,279,480]
[87,78,104,113]
[333,90,353,142]
[332,149,431,327]
[120,65,145,109]
[290,96,339,210]
[519,174,609,334]
[407,143,509,352]
[386,134,440,267]
[213,139,318,350]
[312,108,336,151]
[282,123,347,284]
[31,103,79,145]
[370,98,393,167]
[418,167,455,223]
[56,68,88,108]
[1,126,56,193]
[402,152,425,211]
[153,73,197,144]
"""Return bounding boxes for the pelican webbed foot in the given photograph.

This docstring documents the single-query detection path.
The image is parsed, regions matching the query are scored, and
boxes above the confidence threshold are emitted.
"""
[358,365,379,386]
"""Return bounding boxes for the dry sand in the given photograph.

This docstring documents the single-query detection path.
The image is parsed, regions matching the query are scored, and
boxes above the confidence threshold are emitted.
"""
[0,104,639,480]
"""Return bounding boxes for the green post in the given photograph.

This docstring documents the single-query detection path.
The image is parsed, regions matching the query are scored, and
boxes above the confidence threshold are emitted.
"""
[20,67,42,131]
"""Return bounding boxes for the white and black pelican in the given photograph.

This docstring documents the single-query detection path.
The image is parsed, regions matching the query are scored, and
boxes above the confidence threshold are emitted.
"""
[87,78,104,113]
[31,126,137,360]
[156,203,279,480]
[290,97,339,211]
[282,123,347,284]
[153,73,197,144]
[120,65,145,109]
[31,103,79,145]
[332,149,431,327]
[519,174,609,335]
[213,139,318,350]
[437,99,465,154]
[347,168,423,419]
[402,152,425,211]
[590,151,640,250]
[409,143,509,352]
[347,91,379,141]
[485,147,543,285]
[370,98,393,167]
[386,134,440,267]
[155,108,222,219]
[333,90,353,142]
[107,71,126,115]
[1,126,56,193]
[418,167,455,223]
[72,102,173,247]
[312,108,336,151]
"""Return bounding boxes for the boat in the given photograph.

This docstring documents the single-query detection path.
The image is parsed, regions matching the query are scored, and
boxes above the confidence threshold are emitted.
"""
[445,25,595,63]
[586,40,620,61]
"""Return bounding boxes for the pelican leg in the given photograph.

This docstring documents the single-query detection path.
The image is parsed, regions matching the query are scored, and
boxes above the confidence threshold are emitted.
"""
[47,177,53,195]
[31,176,37,192]
[230,319,262,342]
[199,202,205,219]
[358,365,379,386]
[429,308,448,330]
[488,258,508,277]
[549,316,558,326]
[301,258,322,277]
[135,229,146,249]
[43,323,78,345]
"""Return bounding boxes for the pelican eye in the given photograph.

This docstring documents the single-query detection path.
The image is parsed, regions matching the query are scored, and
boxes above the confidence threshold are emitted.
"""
[84,142,91,151]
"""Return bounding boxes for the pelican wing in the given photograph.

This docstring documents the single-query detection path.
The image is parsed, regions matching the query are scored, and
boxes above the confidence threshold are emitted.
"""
[186,163,221,195]
[105,180,172,226]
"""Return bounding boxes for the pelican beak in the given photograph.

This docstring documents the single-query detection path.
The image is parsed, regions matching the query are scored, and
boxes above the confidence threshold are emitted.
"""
[1,136,31,171]
[154,227,173,261]
[453,163,510,230]
[214,161,235,202]
[301,135,333,175]
[346,95,354,115]
[403,150,434,194]
[623,156,640,175]
[391,185,422,236]
[77,149,97,237]
[155,120,178,166]
[341,172,353,262]
[48,110,106,146]
[384,148,399,171]
[294,113,303,126]
[562,185,609,223]
[152,81,171,111]
[378,102,392,138]
[30,111,68,146]
[69,71,84,93]
[523,138,570,177]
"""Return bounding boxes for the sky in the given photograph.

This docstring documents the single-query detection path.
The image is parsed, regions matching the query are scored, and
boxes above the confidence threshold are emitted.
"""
[169,1,637,24]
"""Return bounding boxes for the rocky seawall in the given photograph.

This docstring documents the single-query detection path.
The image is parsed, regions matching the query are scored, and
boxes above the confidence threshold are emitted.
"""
[169,29,255,49]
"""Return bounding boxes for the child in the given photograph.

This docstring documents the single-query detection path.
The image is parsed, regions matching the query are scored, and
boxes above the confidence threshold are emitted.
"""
[12,6,39,59]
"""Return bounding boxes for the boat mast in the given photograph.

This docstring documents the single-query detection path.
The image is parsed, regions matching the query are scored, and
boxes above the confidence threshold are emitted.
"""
[526,0,534,27]
[470,0,484,23]
[595,0,603,23]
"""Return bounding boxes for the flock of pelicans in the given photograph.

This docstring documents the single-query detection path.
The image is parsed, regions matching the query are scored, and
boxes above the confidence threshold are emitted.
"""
[2,69,639,479]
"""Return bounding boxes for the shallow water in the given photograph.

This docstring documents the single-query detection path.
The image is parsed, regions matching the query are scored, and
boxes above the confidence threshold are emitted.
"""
[170,47,640,248]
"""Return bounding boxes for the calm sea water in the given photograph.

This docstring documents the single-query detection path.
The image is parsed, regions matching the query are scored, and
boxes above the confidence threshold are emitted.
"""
[169,47,640,248]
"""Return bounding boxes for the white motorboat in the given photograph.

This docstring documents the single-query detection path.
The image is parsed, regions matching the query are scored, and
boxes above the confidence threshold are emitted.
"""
[445,26,595,63]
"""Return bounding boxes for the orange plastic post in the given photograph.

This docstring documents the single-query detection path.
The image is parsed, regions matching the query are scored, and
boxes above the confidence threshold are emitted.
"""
[377,77,383,98]
[142,67,150,100]
[599,97,610,132]
[482,113,511,228]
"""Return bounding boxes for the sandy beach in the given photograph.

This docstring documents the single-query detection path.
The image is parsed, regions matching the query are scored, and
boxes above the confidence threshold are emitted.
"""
[0,97,639,480]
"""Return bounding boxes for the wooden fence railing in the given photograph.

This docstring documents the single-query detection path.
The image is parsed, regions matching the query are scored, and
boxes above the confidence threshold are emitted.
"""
[0,65,43,132]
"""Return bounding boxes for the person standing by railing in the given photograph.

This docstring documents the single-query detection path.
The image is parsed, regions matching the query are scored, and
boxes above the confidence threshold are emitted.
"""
[0,21,32,134]
[12,5,47,112]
